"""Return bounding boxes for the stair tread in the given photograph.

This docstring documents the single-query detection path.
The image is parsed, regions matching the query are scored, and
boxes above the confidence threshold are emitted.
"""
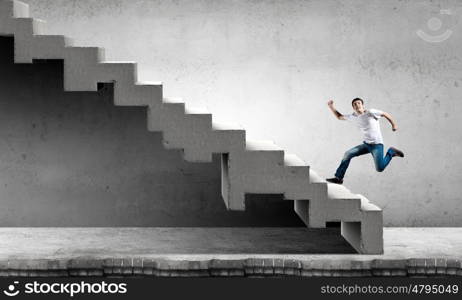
[185,107,211,115]
[246,140,283,151]
[163,97,184,104]
[66,46,101,50]
[13,17,46,35]
[309,169,325,183]
[136,81,162,85]
[16,16,45,22]
[327,183,359,200]
[284,154,307,166]
[212,122,244,131]
[361,198,381,211]
[32,34,69,46]
[35,34,66,39]
[100,61,136,64]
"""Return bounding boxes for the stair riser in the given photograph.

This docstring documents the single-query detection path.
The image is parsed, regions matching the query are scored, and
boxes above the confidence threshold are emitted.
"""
[147,104,184,132]
[165,129,247,162]
[166,115,212,142]
[0,0,28,18]
[65,62,137,91]
[209,130,245,153]
[284,182,326,200]
[161,117,212,148]
[341,210,383,254]
[171,129,247,162]
[285,165,310,178]
[21,35,67,61]
[61,50,106,91]
[294,200,309,226]
[114,84,163,106]
[0,19,46,62]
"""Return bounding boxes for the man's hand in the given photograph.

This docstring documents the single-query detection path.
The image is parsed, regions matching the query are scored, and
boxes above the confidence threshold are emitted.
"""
[327,100,345,120]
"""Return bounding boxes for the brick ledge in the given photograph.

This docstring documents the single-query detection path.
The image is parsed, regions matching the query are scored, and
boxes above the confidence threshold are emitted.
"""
[0,258,461,277]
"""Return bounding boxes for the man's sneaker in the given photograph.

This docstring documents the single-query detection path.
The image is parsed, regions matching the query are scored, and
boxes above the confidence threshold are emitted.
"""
[390,147,404,157]
[326,177,343,184]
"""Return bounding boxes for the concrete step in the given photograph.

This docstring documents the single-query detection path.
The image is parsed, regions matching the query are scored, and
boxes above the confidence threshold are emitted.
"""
[184,106,212,132]
[243,139,285,168]
[172,107,214,162]
[245,139,283,152]
[0,18,46,63]
[309,169,325,183]
[152,106,245,163]
[118,81,163,107]
[284,153,306,167]
[210,122,246,153]
[161,106,212,146]
[163,97,185,105]
[361,200,381,212]
[212,121,244,131]
[65,47,105,65]
[12,17,45,35]
[148,100,217,162]
[182,121,247,163]
[283,154,310,186]
[5,18,46,63]
[62,47,106,91]
[327,183,357,200]
[326,184,362,221]
[185,106,210,115]
[284,169,327,203]
[27,35,72,60]
[147,98,185,132]
[97,61,137,85]
[0,0,29,18]
[97,62,144,104]
[341,209,383,254]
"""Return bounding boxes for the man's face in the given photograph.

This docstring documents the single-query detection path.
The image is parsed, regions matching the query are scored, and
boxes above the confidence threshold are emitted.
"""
[352,100,365,113]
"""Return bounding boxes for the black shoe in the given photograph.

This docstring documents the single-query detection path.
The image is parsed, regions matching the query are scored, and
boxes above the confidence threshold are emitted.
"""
[326,177,343,184]
[390,147,404,157]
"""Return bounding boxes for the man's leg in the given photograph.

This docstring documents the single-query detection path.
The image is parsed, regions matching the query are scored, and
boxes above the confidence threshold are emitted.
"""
[367,144,398,172]
[332,144,370,181]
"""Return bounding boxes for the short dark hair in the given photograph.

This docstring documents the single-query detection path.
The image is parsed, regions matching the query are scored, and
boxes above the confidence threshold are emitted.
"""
[351,98,364,106]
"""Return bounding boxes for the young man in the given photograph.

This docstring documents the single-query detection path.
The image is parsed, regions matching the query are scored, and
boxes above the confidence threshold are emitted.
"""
[326,98,404,184]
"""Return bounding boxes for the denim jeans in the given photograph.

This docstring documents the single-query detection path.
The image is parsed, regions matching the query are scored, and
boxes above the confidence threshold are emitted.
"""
[334,142,396,180]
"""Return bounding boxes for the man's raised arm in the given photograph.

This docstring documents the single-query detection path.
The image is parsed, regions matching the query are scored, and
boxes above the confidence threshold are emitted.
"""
[327,100,346,120]
[382,112,398,131]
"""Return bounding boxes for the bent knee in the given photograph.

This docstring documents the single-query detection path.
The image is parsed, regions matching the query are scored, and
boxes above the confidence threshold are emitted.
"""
[343,151,354,160]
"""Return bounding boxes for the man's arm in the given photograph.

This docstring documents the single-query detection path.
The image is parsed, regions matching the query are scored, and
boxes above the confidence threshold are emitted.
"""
[382,112,398,131]
[327,100,346,120]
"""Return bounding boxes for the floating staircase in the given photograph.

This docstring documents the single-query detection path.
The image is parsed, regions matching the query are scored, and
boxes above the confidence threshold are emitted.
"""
[0,0,383,253]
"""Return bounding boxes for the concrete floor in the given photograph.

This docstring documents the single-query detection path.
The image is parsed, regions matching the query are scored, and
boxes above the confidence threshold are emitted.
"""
[0,227,461,260]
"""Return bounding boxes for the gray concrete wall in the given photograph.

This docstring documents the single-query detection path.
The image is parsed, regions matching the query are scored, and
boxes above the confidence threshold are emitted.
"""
[12,0,462,226]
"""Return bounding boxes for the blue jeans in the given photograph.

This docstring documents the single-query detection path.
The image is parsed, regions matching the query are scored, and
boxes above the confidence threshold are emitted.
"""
[334,142,396,180]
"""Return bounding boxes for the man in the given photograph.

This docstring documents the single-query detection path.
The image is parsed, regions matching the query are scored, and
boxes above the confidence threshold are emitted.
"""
[326,98,404,184]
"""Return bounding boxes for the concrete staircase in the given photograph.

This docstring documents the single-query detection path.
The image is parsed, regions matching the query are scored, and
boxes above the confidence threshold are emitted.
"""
[0,0,383,253]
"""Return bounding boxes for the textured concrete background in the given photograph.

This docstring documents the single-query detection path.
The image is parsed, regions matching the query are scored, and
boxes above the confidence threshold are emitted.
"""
[13,0,462,226]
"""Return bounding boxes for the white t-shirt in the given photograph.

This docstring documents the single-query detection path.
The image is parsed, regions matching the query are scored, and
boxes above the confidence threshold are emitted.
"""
[344,109,384,144]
